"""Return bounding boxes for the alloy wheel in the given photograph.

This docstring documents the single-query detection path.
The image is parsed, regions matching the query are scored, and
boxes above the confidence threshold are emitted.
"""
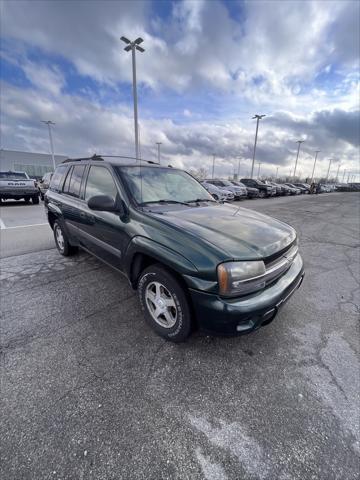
[145,281,177,328]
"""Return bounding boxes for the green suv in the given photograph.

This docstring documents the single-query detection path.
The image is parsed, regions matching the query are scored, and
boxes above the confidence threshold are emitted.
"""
[45,156,304,342]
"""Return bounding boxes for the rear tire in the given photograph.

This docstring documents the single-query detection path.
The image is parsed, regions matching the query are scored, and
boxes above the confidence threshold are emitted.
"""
[138,264,192,342]
[53,220,78,256]
[32,194,39,205]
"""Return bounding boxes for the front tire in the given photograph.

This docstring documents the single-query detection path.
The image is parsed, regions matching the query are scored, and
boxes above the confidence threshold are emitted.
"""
[53,220,78,256]
[259,190,266,198]
[138,264,192,342]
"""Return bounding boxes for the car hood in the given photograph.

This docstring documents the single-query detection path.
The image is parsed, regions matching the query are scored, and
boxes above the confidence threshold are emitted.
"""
[154,203,296,260]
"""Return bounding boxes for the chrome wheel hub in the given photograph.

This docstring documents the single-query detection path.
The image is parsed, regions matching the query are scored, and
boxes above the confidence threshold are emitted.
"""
[145,281,177,328]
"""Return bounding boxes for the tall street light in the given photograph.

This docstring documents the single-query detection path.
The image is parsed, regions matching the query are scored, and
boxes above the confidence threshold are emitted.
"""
[237,156,241,179]
[342,169,346,182]
[212,154,216,179]
[336,163,341,182]
[251,114,265,179]
[293,140,304,179]
[257,162,262,178]
[41,120,56,171]
[121,36,145,160]
[326,159,333,182]
[275,166,279,179]
[156,142,162,164]
[310,150,320,183]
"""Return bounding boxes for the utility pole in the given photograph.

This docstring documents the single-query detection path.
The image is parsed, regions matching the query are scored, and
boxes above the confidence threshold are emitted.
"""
[326,159,332,182]
[156,142,162,164]
[41,120,56,170]
[121,36,145,161]
[212,154,216,179]
[251,114,266,178]
[257,162,262,179]
[310,150,320,183]
[293,140,304,179]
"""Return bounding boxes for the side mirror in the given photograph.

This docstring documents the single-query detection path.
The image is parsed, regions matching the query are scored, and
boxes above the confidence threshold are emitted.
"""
[87,195,117,212]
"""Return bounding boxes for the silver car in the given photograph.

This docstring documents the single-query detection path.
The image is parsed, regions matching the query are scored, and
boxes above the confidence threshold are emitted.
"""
[205,179,247,199]
[201,182,234,201]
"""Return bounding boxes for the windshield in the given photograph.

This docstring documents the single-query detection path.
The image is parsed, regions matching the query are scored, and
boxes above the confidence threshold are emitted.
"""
[0,171,28,179]
[117,166,214,205]
[220,180,233,186]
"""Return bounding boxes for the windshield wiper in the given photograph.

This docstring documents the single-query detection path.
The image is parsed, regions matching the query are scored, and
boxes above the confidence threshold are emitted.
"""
[139,199,193,206]
[185,198,217,204]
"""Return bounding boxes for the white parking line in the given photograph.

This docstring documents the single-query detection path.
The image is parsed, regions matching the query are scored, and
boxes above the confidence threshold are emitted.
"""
[1,223,49,230]
[0,218,6,229]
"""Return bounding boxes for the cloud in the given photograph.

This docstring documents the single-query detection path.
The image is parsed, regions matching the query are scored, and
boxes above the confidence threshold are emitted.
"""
[0,0,359,180]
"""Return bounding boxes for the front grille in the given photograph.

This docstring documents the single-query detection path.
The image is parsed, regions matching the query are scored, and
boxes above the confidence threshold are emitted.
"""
[264,244,298,286]
[264,240,296,266]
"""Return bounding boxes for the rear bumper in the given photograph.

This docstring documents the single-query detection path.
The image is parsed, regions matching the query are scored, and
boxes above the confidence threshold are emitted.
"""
[0,189,37,198]
[189,254,304,336]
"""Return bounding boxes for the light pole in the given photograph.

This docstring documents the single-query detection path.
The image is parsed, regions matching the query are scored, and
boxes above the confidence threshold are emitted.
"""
[41,120,56,170]
[326,159,332,182]
[121,36,145,161]
[293,140,304,179]
[336,163,341,182]
[342,169,346,182]
[310,150,320,183]
[237,156,241,179]
[212,154,216,179]
[257,162,262,179]
[275,166,279,179]
[156,142,162,164]
[251,114,265,179]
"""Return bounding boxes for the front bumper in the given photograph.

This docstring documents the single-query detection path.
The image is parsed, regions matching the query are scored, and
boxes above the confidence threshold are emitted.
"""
[189,254,304,335]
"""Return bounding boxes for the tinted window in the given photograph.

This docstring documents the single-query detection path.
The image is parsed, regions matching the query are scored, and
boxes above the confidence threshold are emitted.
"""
[67,165,86,198]
[0,172,28,179]
[62,167,73,193]
[49,165,68,192]
[85,166,118,202]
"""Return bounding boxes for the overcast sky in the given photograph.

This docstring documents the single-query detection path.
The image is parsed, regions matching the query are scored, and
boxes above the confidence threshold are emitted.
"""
[1,0,359,180]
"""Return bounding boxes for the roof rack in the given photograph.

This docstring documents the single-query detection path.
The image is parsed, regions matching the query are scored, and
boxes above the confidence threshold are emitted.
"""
[62,154,159,166]
[62,154,103,163]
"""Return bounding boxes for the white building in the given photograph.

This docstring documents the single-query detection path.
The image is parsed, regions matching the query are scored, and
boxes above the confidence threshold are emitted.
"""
[0,149,67,177]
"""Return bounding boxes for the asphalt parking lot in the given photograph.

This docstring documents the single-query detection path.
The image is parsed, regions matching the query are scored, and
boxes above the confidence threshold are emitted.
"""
[1,193,359,480]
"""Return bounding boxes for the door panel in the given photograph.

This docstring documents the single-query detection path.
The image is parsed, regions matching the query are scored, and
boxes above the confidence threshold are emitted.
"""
[79,165,129,271]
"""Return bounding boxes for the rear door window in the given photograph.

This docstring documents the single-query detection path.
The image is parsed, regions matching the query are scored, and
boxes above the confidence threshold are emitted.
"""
[67,165,86,198]
[49,165,68,192]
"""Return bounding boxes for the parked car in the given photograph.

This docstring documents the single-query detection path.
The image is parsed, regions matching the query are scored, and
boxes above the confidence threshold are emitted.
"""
[294,183,310,194]
[231,181,259,199]
[38,172,53,200]
[267,181,290,196]
[284,183,301,195]
[0,170,39,204]
[201,182,234,202]
[240,178,273,198]
[264,181,280,196]
[45,156,304,342]
[205,179,247,200]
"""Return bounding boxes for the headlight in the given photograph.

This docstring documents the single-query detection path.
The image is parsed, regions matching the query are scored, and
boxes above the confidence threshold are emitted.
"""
[217,261,266,297]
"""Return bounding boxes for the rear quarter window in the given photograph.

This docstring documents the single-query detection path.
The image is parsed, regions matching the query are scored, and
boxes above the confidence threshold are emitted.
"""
[49,165,68,192]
